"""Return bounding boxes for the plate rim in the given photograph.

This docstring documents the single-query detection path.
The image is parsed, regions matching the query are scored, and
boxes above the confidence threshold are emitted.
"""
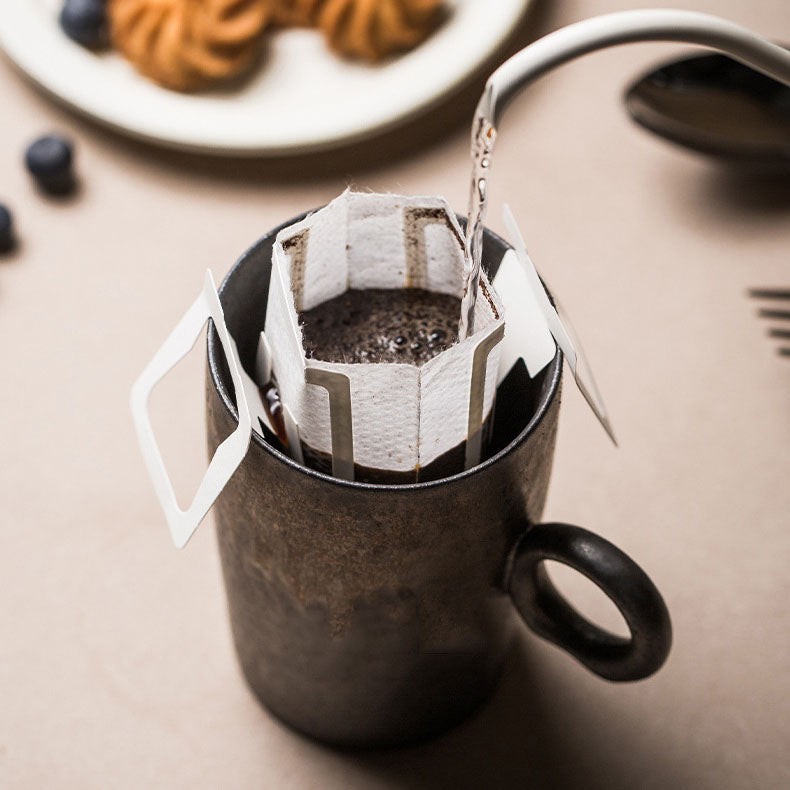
[0,0,530,156]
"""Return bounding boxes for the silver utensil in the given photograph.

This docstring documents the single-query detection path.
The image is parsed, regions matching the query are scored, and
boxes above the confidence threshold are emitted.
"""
[625,50,790,163]
[748,288,790,357]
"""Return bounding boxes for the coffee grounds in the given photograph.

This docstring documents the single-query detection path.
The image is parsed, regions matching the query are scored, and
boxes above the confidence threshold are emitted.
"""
[299,288,460,366]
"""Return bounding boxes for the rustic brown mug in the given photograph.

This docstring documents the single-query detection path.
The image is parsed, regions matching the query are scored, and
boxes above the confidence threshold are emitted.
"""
[206,212,671,748]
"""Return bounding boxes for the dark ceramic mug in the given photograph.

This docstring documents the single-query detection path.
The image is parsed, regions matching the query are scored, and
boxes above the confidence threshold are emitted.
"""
[206,213,671,748]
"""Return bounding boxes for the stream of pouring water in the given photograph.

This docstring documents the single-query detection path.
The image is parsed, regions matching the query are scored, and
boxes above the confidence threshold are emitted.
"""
[459,113,496,340]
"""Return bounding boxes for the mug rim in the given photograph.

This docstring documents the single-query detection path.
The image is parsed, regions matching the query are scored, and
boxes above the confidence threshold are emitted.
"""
[207,209,563,493]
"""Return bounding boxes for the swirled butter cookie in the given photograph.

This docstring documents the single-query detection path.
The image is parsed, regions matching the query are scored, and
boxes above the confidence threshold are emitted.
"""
[109,0,272,90]
[317,0,442,61]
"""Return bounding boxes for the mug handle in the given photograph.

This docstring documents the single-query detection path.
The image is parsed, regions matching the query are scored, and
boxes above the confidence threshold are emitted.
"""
[507,522,672,681]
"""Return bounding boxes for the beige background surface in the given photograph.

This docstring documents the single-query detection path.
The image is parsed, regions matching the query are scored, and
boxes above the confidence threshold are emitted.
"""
[1,1,788,788]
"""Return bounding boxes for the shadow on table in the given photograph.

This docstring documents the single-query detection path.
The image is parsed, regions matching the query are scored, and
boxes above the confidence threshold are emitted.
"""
[30,0,559,184]
[327,634,691,790]
[654,155,790,233]
[693,166,790,220]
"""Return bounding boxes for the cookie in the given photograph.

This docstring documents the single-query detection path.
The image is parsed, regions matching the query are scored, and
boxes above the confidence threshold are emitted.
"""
[109,0,272,91]
[317,0,442,61]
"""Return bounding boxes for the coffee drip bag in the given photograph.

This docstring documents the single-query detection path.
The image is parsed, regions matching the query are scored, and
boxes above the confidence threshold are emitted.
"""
[261,190,505,483]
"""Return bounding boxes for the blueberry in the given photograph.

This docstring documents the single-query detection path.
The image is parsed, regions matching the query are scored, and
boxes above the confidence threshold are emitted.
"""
[25,135,76,195]
[0,204,14,253]
[59,0,108,50]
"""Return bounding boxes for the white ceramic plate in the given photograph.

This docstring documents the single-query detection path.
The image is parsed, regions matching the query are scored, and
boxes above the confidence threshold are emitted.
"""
[0,0,529,156]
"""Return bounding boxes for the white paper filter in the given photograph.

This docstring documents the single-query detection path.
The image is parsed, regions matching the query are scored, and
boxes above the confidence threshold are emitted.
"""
[264,190,505,475]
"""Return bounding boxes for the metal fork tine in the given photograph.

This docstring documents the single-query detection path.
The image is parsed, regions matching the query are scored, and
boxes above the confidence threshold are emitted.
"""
[748,289,790,359]
[758,308,790,321]
[748,288,790,300]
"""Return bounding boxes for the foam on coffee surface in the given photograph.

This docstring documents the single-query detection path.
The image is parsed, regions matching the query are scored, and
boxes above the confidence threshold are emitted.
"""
[300,288,460,366]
